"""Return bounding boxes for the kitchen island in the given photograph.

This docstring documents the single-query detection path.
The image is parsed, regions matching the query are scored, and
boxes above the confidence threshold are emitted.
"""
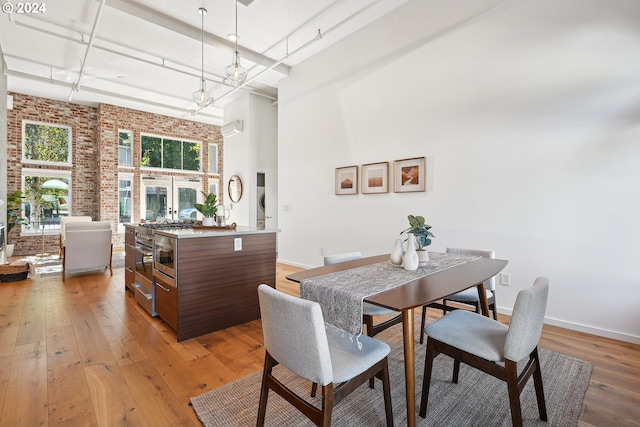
[151,226,277,341]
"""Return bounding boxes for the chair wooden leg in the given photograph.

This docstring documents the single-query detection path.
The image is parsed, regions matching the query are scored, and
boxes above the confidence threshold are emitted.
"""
[311,382,318,397]
[364,315,376,389]
[321,385,333,427]
[256,352,275,427]
[505,359,524,427]
[419,337,436,418]
[452,358,460,384]
[380,358,394,427]
[442,299,448,317]
[62,247,66,282]
[532,348,548,421]
[419,305,427,344]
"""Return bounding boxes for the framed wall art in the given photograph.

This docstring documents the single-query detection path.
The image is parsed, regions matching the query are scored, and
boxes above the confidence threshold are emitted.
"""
[394,157,426,193]
[361,162,389,194]
[335,165,358,195]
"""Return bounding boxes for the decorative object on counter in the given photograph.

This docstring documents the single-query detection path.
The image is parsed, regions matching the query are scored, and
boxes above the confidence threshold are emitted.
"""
[6,190,29,258]
[215,205,231,226]
[403,232,419,271]
[194,191,218,226]
[401,214,435,267]
[194,222,237,230]
[228,175,243,202]
[335,165,358,195]
[390,238,404,266]
[0,262,30,282]
[394,156,426,193]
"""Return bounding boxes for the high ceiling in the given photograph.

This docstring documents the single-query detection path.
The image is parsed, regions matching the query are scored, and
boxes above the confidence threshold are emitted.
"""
[0,0,409,125]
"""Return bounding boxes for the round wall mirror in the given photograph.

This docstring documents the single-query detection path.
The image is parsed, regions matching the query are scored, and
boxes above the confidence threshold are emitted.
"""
[228,175,243,202]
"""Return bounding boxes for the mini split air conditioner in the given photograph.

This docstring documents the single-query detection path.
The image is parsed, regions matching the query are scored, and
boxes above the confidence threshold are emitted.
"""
[221,120,244,138]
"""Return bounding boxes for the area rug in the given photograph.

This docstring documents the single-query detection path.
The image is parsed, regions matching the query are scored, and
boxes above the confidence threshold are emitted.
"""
[191,318,592,427]
[18,253,125,277]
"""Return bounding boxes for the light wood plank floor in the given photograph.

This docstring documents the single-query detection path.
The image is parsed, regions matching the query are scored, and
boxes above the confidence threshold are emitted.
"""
[0,262,638,426]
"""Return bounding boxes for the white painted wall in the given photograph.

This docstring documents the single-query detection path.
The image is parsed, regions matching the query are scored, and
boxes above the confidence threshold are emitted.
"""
[278,0,640,343]
[224,93,278,228]
[1,43,7,230]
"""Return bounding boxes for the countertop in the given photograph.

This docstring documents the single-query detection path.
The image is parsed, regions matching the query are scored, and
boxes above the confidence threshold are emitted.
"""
[153,226,278,239]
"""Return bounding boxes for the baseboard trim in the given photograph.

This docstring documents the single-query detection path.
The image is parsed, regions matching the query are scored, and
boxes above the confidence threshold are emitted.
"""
[500,308,640,345]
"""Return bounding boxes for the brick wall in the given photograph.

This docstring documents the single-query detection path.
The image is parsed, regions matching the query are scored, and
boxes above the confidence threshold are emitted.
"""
[6,92,222,256]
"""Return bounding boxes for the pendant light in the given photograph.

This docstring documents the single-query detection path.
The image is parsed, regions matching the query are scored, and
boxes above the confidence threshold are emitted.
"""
[225,0,247,86]
[193,7,213,107]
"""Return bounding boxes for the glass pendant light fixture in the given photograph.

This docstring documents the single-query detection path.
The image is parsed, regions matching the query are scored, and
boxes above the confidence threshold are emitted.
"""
[225,0,247,86]
[193,7,213,107]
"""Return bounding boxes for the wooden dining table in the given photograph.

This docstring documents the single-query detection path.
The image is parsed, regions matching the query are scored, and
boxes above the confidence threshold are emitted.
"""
[286,253,508,427]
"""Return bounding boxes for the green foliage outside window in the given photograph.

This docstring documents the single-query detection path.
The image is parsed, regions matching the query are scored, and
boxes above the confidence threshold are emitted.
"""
[140,134,200,171]
[23,122,70,163]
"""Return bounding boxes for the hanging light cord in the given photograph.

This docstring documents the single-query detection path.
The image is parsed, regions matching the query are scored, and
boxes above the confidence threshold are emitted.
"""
[200,8,205,81]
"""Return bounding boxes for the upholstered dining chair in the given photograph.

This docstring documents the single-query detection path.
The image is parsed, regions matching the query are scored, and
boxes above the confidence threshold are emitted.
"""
[419,247,497,344]
[324,252,403,338]
[419,277,549,427]
[256,284,394,427]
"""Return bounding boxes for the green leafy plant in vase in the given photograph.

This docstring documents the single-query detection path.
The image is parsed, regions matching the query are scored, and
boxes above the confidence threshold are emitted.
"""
[6,190,29,257]
[401,214,434,266]
[194,192,218,226]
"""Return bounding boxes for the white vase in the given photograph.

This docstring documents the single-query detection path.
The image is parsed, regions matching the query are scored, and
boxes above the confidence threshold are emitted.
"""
[6,243,15,258]
[403,234,419,271]
[390,239,404,266]
[418,250,429,267]
[202,217,216,226]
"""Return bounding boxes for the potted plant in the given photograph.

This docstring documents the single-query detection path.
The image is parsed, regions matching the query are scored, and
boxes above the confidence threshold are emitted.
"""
[5,190,29,258]
[194,191,218,226]
[401,214,434,266]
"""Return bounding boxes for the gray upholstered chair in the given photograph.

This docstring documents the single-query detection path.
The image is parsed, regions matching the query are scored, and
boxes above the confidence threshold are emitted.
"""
[256,284,394,427]
[62,221,113,281]
[420,247,497,344]
[419,277,549,427]
[324,252,403,339]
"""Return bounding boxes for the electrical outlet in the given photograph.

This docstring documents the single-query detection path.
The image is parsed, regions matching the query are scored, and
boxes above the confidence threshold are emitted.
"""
[234,237,242,251]
[500,273,510,286]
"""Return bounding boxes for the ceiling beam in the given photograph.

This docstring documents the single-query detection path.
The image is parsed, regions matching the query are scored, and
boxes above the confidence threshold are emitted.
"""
[106,0,290,75]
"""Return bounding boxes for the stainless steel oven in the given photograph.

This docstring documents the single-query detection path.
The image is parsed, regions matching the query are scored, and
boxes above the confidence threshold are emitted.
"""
[134,227,156,316]
[153,234,176,280]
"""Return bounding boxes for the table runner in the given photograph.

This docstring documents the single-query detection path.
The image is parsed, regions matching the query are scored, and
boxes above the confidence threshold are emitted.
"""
[300,252,479,336]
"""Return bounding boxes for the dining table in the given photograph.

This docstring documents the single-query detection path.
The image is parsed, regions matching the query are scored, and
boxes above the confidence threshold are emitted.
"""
[286,253,508,427]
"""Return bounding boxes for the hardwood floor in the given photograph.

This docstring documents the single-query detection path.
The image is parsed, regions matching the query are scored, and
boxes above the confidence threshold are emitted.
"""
[0,262,638,426]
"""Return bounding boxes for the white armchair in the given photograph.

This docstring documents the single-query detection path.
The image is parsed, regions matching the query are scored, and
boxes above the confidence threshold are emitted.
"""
[62,221,113,281]
[59,216,92,255]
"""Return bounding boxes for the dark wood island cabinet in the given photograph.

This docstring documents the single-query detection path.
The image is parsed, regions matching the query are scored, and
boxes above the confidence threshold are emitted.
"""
[152,227,277,341]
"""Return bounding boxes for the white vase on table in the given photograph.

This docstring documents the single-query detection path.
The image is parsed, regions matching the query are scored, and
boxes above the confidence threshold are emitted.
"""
[202,217,216,226]
[403,234,419,271]
[390,238,404,266]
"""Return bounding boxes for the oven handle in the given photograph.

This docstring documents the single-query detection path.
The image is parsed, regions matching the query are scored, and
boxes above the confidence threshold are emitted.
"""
[133,245,153,256]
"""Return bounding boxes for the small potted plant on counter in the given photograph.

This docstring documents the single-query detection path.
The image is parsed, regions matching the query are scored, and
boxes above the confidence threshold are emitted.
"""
[194,192,218,226]
[401,214,434,267]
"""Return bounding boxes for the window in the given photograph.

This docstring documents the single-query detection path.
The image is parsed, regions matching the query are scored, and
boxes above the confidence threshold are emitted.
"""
[118,173,133,226]
[119,130,133,166]
[140,134,201,171]
[208,143,219,174]
[21,168,71,233]
[22,121,72,166]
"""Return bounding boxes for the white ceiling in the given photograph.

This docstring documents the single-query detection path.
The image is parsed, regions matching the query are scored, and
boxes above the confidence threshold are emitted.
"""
[0,0,409,125]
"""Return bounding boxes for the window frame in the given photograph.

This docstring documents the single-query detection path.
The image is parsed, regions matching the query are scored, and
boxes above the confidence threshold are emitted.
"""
[21,120,72,166]
[118,129,133,167]
[118,172,134,230]
[140,132,203,172]
[21,168,72,235]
